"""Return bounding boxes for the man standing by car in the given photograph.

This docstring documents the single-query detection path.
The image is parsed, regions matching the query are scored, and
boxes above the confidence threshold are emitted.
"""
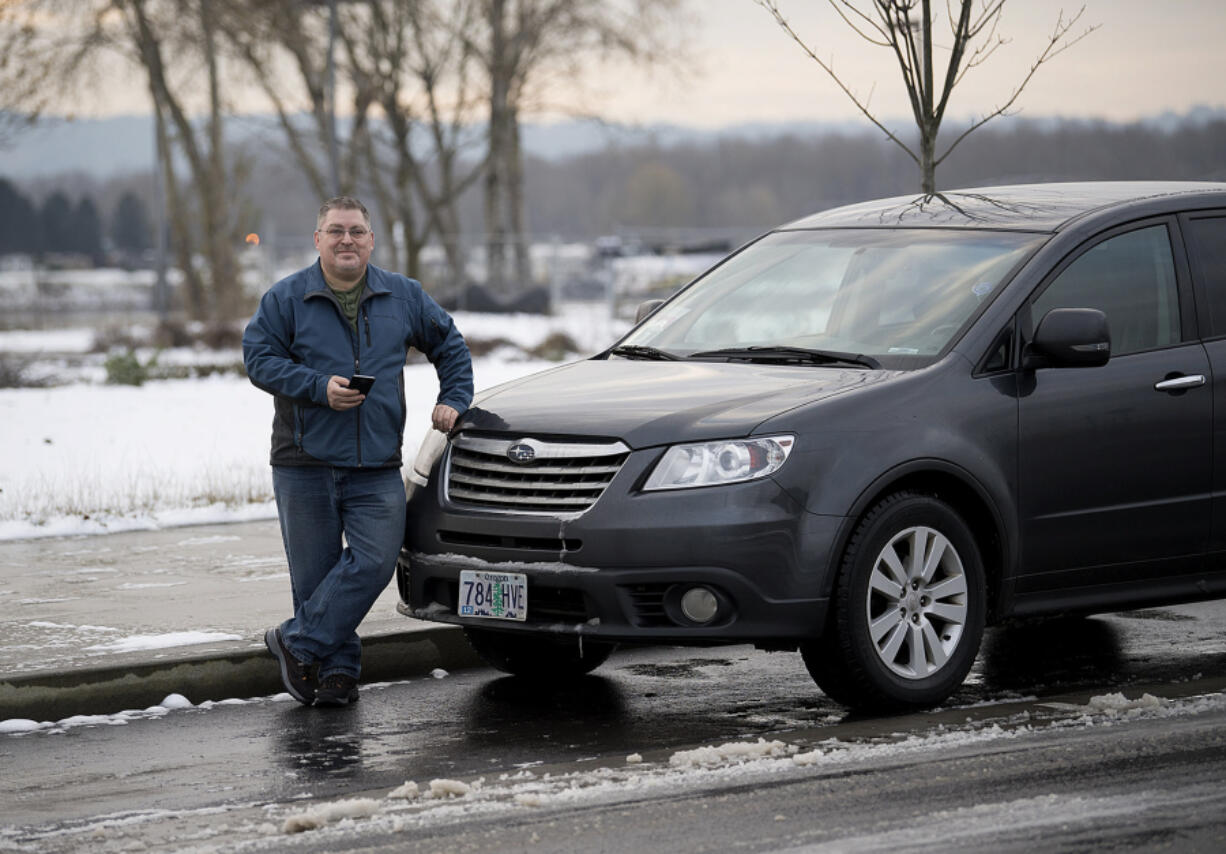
[243,196,473,707]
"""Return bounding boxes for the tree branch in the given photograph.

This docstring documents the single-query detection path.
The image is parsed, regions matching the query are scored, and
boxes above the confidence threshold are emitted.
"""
[755,0,919,165]
[936,5,1098,167]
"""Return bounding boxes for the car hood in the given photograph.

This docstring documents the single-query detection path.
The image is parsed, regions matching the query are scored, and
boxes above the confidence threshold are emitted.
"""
[459,359,898,449]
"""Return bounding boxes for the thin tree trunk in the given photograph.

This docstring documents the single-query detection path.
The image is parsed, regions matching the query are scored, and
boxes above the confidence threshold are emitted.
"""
[483,0,509,294]
[507,106,531,291]
[360,131,403,274]
[920,123,937,195]
[201,0,239,319]
[129,0,236,321]
[153,101,205,318]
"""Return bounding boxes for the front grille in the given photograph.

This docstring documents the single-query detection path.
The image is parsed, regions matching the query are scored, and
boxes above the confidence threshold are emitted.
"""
[624,583,671,627]
[525,584,590,622]
[445,434,630,515]
[438,529,582,552]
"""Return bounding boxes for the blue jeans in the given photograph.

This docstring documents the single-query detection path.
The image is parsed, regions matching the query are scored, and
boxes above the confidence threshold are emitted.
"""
[271,465,406,680]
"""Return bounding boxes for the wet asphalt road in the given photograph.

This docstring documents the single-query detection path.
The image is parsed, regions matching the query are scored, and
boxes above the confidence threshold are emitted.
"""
[1,601,1224,852]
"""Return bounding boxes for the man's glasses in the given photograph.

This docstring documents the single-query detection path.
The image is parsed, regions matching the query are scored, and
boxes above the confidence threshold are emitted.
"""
[319,226,370,240]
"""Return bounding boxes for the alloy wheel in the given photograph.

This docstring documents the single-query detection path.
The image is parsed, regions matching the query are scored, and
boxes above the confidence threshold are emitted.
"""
[864,525,968,679]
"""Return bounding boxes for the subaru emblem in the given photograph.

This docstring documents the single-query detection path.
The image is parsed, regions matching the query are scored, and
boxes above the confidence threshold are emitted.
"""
[507,442,536,464]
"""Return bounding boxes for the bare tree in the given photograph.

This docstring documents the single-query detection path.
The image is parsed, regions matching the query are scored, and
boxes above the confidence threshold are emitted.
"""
[0,0,248,321]
[0,42,38,149]
[226,1,484,289]
[116,0,244,320]
[756,0,1097,194]
[219,0,356,200]
[344,0,486,285]
[467,0,685,294]
[0,3,89,138]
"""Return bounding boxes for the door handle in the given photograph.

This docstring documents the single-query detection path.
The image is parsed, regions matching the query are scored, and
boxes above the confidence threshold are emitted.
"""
[1153,374,1206,391]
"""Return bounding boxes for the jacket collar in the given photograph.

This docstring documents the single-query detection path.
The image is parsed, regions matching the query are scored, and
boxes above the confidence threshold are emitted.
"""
[305,259,392,299]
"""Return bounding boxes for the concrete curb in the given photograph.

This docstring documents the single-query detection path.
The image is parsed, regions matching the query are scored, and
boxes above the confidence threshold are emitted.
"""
[0,626,481,721]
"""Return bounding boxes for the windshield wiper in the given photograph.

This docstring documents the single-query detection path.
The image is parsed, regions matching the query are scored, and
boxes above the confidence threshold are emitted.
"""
[687,346,881,369]
[608,344,682,361]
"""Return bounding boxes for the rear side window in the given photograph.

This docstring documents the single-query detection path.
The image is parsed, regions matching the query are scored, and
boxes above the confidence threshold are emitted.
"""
[1032,224,1180,356]
[1183,216,1226,338]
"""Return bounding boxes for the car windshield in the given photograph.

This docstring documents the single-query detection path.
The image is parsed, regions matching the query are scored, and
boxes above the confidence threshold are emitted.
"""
[619,228,1044,369]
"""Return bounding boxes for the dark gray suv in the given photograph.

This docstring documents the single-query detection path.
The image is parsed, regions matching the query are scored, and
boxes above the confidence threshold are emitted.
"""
[397,181,1226,710]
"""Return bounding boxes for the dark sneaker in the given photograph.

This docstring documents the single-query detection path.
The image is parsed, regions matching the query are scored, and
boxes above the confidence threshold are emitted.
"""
[264,627,316,706]
[315,673,360,706]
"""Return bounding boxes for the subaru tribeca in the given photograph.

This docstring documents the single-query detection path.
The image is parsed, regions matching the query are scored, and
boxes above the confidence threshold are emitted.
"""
[397,182,1226,710]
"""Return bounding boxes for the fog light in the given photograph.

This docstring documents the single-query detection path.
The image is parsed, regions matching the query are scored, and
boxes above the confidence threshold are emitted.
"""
[680,586,720,624]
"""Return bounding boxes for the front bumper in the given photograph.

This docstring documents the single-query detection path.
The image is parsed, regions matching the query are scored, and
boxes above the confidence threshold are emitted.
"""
[397,450,843,644]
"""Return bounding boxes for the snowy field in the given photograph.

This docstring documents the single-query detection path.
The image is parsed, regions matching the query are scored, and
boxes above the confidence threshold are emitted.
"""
[0,303,630,541]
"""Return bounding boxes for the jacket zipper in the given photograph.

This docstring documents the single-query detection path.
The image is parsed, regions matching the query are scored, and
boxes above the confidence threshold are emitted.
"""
[326,287,364,468]
[353,306,365,468]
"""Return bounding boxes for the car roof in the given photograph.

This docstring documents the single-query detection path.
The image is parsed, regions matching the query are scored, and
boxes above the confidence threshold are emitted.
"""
[781,181,1226,232]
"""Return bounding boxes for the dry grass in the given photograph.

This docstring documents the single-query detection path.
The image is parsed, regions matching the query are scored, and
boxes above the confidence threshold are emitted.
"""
[0,465,274,525]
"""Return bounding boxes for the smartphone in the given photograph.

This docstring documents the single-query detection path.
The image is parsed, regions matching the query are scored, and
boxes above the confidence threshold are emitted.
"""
[347,374,375,395]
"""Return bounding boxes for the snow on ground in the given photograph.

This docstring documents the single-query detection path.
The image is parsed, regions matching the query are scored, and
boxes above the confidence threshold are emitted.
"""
[3,686,1223,850]
[0,303,629,540]
[81,630,243,653]
[230,688,1226,841]
[0,328,96,354]
[0,692,268,735]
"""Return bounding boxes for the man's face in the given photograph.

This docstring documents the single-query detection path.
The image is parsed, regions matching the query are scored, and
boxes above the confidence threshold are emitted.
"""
[315,207,373,287]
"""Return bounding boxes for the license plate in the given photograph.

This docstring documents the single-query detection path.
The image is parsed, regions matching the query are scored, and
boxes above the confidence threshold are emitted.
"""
[458,570,527,621]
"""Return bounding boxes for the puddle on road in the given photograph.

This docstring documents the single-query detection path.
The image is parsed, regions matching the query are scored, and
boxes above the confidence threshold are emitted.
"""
[618,658,738,679]
[1114,609,1198,623]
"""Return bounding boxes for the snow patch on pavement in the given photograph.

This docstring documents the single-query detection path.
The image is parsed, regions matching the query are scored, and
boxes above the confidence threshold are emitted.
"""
[289,691,1226,838]
[5,689,1225,851]
[82,630,242,653]
[387,781,421,800]
[282,799,382,834]
[1,693,210,735]
[670,737,797,768]
[1085,691,1167,714]
[248,690,1226,842]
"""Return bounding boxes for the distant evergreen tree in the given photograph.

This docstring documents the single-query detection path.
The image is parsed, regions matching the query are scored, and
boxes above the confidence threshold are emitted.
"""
[0,178,40,256]
[69,197,104,263]
[39,191,73,256]
[111,191,153,253]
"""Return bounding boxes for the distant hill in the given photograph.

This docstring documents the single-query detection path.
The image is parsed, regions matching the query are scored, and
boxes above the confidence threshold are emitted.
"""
[5,108,1222,180]
[5,107,1225,255]
[0,113,870,179]
[0,115,157,178]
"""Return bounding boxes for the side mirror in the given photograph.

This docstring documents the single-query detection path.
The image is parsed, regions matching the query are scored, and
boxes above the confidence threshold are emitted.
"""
[1024,308,1111,369]
[635,299,665,324]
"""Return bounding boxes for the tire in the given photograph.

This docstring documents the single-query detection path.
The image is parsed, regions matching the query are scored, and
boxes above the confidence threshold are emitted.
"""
[463,627,616,678]
[802,491,986,711]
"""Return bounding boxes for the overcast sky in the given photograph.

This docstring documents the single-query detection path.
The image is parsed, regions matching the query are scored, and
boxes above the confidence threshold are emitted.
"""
[577,0,1226,128]
[71,0,1226,128]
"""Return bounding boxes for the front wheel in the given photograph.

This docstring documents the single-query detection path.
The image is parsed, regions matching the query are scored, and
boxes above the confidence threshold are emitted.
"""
[802,491,986,711]
[463,627,616,678]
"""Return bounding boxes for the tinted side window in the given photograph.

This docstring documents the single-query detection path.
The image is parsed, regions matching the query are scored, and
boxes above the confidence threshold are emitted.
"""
[1032,225,1180,356]
[1184,216,1226,338]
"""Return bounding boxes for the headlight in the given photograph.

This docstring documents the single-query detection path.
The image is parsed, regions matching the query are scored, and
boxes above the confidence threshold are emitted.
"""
[643,436,795,491]
[409,428,448,486]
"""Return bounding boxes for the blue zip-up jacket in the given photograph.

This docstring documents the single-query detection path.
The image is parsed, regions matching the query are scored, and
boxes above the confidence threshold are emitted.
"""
[242,260,473,469]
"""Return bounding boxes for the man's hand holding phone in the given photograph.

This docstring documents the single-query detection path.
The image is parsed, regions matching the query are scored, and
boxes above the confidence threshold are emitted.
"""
[327,374,374,410]
[347,374,375,395]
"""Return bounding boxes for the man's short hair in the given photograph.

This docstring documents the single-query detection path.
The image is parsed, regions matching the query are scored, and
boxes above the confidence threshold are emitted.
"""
[317,196,371,230]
